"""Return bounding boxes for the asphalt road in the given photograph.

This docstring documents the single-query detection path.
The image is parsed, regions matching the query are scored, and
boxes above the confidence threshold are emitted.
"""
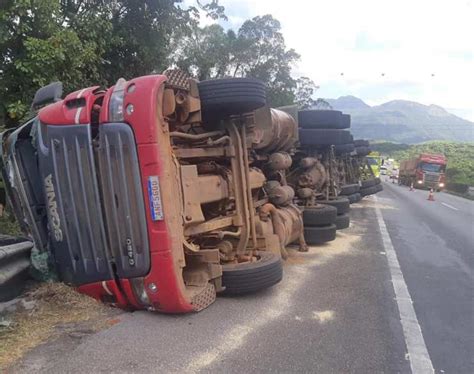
[378,181,474,373]
[13,182,474,373]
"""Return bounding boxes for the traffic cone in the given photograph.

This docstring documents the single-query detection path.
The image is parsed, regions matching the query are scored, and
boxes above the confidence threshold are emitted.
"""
[427,188,435,201]
[409,182,414,191]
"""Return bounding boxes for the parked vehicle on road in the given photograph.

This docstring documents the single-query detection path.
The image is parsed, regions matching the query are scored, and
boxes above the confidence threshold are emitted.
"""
[366,152,382,177]
[399,153,447,190]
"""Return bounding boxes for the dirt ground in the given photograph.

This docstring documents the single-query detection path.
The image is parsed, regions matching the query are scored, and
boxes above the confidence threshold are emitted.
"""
[0,283,122,371]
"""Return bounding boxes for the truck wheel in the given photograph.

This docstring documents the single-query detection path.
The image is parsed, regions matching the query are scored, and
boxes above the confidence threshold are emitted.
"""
[361,178,376,188]
[298,110,346,129]
[355,146,371,156]
[360,185,378,196]
[339,184,360,195]
[304,224,337,245]
[303,204,337,226]
[354,139,369,147]
[374,177,381,185]
[198,78,266,120]
[347,192,362,204]
[341,114,351,129]
[334,143,355,155]
[335,213,350,230]
[317,197,350,215]
[299,129,352,146]
[221,251,282,295]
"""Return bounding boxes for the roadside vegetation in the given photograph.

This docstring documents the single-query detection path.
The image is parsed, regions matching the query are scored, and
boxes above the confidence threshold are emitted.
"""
[372,141,474,186]
[0,1,320,130]
[0,209,22,236]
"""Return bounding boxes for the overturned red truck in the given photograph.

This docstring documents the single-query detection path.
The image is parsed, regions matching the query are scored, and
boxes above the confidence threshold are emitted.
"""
[1,72,311,313]
[399,153,447,190]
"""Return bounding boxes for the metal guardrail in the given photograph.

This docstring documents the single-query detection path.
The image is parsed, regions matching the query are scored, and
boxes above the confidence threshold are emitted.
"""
[0,236,33,302]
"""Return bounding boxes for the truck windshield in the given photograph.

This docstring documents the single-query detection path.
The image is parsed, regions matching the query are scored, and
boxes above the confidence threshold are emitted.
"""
[420,162,443,172]
[367,158,378,166]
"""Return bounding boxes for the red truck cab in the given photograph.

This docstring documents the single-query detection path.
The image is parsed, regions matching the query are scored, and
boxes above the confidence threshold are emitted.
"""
[400,153,447,190]
[36,75,194,312]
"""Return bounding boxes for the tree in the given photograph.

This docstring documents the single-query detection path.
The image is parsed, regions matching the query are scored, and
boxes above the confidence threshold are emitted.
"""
[312,98,333,110]
[172,24,233,81]
[231,15,300,107]
[0,0,225,128]
[173,14,301,107]
[0,1,103,126]
[295,77,319,109]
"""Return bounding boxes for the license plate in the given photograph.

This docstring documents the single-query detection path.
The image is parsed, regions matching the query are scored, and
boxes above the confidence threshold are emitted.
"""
[147,176,164,221]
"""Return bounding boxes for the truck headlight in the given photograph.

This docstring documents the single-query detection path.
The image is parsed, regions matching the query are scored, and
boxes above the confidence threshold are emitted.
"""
[108,78,127,122]
[439,183,444,188]
[417,180,423,184]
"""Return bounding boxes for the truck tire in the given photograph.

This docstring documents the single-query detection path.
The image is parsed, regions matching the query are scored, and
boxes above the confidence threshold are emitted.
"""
[374,177,381,185]
[361,178,376,188]
[303,205,337,226]
[334,143,355,155]
[317,197,350,215]
[354,139,369,147]
[335,213,350,230]
[298,110,346,129]
[221,251,282,295]
[341,114,351,129]
[360,185,378,196]
[347,192,362,204]
[299,129,352,146]
[339,184,360,195]
[198,78,266,120]
[304,224,337,245]
[355,146,371,156]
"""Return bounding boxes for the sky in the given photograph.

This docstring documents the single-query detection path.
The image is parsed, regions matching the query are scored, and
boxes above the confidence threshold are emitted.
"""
[190,0,474,121]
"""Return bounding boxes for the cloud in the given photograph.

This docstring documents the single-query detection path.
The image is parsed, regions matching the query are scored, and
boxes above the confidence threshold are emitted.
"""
[192,0,474,121]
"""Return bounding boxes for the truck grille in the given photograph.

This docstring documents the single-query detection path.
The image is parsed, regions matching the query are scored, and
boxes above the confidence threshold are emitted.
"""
[97,123,150,279]
[37,123,149,285]
[424,172,440,186]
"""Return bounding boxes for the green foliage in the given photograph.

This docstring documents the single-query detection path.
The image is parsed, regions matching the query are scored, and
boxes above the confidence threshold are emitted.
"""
[172,24,234,81]
[295,77,319,109]
[0,0,223,129]
[0,209,22,236]
[1,1,105,126]
[173,14,308,107]
[1,1,313,127]
[312,98,332,110]
[372,141,474,185]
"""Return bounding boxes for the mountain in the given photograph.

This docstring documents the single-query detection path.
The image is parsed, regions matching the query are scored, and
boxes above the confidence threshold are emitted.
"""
[325,96,474,143]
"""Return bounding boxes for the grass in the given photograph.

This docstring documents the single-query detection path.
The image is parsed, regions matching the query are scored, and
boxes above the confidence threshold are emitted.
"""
[0,209,22,237]
[0,283,115,370]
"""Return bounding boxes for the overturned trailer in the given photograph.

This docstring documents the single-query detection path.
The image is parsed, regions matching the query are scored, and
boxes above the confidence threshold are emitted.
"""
[1,73,307,312]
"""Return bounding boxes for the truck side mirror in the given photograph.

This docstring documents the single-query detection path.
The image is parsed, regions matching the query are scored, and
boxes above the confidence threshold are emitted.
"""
[31,82,63,110]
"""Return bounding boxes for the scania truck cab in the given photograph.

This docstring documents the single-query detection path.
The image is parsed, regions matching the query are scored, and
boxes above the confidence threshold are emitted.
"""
[399,153,447,190]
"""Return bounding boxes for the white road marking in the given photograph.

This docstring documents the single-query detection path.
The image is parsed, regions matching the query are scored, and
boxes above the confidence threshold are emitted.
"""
[374,197,434,374]
[441,202,459,211]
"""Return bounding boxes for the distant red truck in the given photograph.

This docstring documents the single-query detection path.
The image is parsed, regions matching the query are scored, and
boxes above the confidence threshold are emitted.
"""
[399,153,447,190]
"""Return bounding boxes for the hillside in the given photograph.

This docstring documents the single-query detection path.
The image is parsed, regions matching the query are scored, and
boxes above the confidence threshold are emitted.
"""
[325,96,474,143]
